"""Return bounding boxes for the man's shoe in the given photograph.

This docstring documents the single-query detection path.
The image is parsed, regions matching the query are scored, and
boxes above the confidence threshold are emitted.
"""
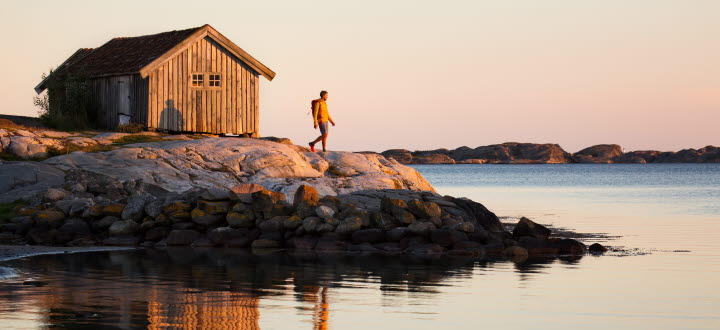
[309,142,315,152]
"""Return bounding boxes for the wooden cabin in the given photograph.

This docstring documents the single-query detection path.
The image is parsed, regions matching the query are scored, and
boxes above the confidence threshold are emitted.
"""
[34,24,275,136]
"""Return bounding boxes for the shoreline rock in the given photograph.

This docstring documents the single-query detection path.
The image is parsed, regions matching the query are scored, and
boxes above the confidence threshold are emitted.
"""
[0,183,593,261]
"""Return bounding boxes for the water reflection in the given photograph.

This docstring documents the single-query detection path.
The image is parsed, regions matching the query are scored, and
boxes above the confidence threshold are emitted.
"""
[0,249,578,329]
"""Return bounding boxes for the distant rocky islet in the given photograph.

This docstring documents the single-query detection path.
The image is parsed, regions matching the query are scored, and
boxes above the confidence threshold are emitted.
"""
[379,143,719,164]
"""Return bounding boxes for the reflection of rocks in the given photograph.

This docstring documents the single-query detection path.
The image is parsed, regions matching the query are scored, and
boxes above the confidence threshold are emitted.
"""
[0,247,581,329]
[381,143,720,164]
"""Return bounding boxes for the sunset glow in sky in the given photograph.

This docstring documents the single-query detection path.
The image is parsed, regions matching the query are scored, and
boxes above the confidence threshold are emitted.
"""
[1,0,718,152]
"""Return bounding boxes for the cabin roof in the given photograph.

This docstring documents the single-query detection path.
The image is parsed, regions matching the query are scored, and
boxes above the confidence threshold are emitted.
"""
[36,24,275,93]
[65,27,202,77]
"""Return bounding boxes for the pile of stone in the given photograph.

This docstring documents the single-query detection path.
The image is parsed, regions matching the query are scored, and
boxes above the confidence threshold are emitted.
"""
[0,170,595,259]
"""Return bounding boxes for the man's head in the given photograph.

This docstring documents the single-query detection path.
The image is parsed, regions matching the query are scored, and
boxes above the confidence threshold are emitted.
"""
[320,90,328,100]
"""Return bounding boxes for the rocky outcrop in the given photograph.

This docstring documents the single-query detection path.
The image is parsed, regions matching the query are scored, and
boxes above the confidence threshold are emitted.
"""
[0,162,65,203]
[573,144,623,163]
[37,138,433,203]
[0,184,588,260]
[383,143,572,164]
[0,126,172,159]
[382,143,719,164]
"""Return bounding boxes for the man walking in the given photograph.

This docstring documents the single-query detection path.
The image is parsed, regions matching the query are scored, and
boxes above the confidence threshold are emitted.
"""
[309,90,335,152]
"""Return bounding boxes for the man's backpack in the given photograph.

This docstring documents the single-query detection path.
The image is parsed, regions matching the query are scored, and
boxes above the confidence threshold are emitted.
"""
[309,99,320,115]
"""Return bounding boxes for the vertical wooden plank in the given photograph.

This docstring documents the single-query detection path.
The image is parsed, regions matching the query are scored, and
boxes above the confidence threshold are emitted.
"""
[229,61,235,134]
[173,57,179,131]
[200,90,208,132]
[243,67,248,134]
[221,54,226,133]
[219,50,224,133]
[205,39,211,72]
[148,73,154,129]
[238,65,244,133]
[159,65,166,129]
[254,74,260,137]
[249,74,255,135]
[187,50,193,131]
[180,51,186,131]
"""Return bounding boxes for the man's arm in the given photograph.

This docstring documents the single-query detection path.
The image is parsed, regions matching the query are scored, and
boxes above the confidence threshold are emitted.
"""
[329,113,335,126]
[312,101,320,127]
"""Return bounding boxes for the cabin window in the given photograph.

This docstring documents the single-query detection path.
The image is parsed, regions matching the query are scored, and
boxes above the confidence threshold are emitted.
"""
[191,74,204,87]
[208,74,221,87]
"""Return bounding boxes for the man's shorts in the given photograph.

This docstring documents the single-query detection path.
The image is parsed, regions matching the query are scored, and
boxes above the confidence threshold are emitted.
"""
[319,121,330,135]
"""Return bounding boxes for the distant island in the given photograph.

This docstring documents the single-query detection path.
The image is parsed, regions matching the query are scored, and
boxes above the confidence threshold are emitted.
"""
[377,143,719,164]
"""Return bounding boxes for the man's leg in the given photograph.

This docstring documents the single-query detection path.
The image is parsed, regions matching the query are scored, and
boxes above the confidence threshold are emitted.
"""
[321,133,328,152]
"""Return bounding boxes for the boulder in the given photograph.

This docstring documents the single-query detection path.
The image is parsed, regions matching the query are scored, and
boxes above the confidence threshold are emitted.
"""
[589,243,608,253]
[43,189,69,202]
[162,201,192,214]
[405,244,444,255]
[190,208,223,226]
[553,239,587,255]
[315,205,335,219]
[251,239,281,249]
[121,194,155,221]
[283,215,303,230]
[408,221,436,237]
[145,227,170,241]
[208,227,247,245]
[512,217,551,239]
[93,216,119,231]
[407,200,442,218]
[431,229,467,247]
[199,187,233,201]
[302,217,323,233]
[517,236,560,255]
[33,210,65,228]
[386,227,409,242]
[335,217,363,235]
[166,230,202,245]
[0,162,65,204]
[197,200,230,215]
[108,220,140,236]
[293,185,319,207]
[316,223,335,234]
[443,196,504,232]
[371,212,398,231]
[226,212,255,228]
[102,204,125,217]
[57,218,91,242]
[258,216,286,232]
[351,229,386,244]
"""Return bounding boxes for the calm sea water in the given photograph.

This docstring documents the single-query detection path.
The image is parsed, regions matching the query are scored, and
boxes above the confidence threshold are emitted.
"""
[0,164,719,329]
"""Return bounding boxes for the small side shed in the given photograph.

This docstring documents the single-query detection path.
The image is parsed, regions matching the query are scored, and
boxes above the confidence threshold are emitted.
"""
[35,24,275,136]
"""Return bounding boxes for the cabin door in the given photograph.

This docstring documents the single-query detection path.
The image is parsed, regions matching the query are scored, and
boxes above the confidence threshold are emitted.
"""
[113,76,131,125]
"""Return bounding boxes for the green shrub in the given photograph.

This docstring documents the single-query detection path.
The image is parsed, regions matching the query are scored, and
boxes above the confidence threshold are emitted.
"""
[34,69,97,131]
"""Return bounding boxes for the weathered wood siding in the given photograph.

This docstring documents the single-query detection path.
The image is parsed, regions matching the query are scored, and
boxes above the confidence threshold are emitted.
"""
[146,36,260,135]
[90,74,148,129]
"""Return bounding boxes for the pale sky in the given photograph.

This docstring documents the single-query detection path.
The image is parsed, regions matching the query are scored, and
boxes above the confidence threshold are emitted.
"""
[1,0,718,153]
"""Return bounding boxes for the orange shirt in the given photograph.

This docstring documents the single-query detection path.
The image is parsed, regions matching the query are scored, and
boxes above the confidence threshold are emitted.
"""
[312,99,332,125]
